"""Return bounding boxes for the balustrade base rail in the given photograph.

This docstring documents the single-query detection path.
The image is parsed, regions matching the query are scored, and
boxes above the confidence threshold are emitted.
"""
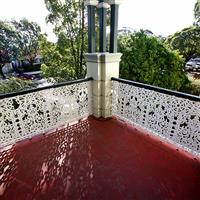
[112,78,200,156]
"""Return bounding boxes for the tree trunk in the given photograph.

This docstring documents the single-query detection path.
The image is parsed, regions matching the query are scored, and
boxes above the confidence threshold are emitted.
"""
[0,64,6,79]
[79,3,85,78]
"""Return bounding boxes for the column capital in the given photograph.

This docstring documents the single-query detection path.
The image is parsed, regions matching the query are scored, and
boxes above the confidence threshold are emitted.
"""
[84,0,98,6]
[84,53,122,63]
[97,2,110,8]
[108,0,123,5]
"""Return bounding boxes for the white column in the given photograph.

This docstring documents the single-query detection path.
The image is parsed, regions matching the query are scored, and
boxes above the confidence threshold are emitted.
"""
[85,53,122,118]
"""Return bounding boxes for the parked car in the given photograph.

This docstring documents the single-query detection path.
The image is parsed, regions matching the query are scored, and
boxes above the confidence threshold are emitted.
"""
[185,58,200,72]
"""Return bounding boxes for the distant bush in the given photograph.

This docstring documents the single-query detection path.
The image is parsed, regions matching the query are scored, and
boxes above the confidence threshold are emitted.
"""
[0,77,36,94]
[185,74,200,96]
[190,84,200,95]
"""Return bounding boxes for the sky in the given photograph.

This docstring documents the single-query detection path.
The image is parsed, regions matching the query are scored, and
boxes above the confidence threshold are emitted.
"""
[0,0,197,42]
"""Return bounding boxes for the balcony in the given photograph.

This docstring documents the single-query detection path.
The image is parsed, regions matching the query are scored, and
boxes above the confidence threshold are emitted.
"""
[0,77,200,200]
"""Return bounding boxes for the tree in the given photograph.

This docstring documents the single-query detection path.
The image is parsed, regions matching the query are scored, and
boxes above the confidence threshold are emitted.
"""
[44,0,86,79]
[11,19,42,65]
[39,35,76,81]
[0,20,21,60]
[0,19,41,79]
[194,0,200,25]
[43,1,112,80]
[165,26,200,62]
[0,19,41,64]
[119,31,189,91]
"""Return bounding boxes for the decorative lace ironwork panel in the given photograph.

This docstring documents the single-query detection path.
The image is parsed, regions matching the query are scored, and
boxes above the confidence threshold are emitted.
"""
[112,81,200,155]
[0,81,92,147]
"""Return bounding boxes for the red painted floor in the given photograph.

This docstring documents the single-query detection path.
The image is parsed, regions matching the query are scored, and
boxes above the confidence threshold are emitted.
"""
[0,116,200,200]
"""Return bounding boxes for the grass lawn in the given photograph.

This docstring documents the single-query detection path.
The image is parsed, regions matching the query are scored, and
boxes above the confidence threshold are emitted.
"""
[187,73,200,96]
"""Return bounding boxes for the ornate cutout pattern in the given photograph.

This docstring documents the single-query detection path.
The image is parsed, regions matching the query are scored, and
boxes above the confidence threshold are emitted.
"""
[0,81,92,147]
[112,80,200,155]
[0,120,94,199]
[0,146,17,196]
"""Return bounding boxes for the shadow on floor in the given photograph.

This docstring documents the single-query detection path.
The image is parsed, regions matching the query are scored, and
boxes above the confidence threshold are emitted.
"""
[0,117,200,200]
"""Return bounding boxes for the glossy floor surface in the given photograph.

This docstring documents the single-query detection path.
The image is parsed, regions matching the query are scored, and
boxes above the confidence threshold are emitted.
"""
[0,117,200,200]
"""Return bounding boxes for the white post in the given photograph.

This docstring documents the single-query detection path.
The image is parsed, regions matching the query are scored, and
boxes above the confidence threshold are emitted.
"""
[85,53,122,118]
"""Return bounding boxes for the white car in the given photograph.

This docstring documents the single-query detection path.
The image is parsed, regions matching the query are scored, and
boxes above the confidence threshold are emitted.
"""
[185,58,200,72]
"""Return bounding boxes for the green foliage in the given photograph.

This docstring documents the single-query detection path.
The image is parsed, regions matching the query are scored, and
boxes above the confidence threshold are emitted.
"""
[119,31,189,91]
[42,0,111,80]
[191,84,200,95]
[44,0,86,79]
[186,74,200,95]
[39,35,76,81]
[11,19,41,64]
[194,0,200,25]
[0,19,41,63]
[165,26,200,62]
[0,20,20,60]
[0,77,36,94]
